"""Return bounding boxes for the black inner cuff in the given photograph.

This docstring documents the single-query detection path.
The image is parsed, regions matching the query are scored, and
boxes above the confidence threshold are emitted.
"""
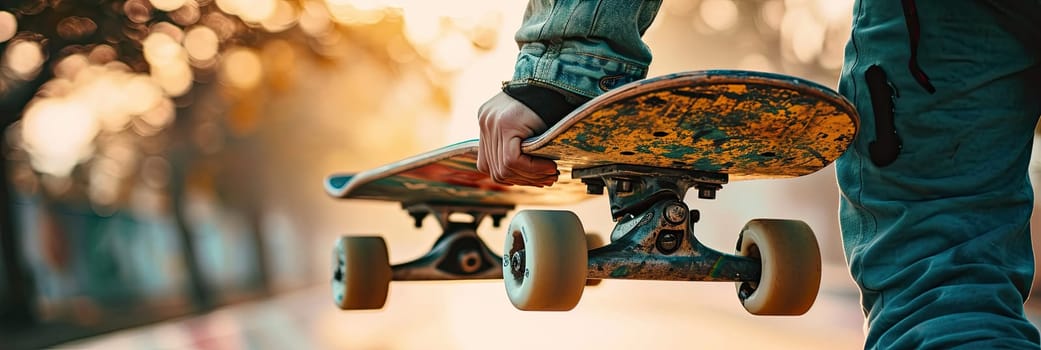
[502,84,588,127]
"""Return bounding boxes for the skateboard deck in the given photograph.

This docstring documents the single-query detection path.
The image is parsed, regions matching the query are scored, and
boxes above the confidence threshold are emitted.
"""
[325,70,858,207]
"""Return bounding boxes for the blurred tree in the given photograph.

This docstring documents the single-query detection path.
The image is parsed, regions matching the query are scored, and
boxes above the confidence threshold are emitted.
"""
[0,0,460,334]
[0,0,247,323]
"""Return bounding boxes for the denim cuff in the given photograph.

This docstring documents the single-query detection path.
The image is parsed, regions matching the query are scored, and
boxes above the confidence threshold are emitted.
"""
[508,41,649,99]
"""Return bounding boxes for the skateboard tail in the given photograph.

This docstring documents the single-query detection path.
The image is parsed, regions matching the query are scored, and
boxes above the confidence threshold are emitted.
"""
[325,174,355,197]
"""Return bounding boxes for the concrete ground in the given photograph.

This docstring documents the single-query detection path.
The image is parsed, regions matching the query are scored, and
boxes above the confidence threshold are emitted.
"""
[62,264,868,350]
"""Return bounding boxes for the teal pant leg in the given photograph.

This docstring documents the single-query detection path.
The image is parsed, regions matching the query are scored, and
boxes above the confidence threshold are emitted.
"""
[836,0,1041,348]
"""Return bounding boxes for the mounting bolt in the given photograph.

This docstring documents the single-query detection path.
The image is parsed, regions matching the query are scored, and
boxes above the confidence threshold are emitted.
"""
[698,188,716,199]
[696,184,721,200]
[584,180,605,195]
[491,214,506,228]
[663,203,687,224]
[690,209,701,223]
[410,212,427,228]
[616,179,634,193]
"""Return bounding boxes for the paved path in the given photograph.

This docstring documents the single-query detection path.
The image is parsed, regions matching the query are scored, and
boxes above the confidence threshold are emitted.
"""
[63,268,868,350]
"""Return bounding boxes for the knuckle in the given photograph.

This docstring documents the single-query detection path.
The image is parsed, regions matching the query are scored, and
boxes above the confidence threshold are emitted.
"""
[502,151,520,165]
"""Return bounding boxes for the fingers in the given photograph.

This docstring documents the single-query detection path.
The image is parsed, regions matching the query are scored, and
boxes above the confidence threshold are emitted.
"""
[496,137,557,187]
[476,92,558,187]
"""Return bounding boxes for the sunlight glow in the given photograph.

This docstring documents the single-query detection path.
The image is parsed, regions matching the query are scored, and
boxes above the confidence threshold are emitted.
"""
[427,32,476,72]
[21,99,100,177]
[20,53,173,177]
[782,7,825,64]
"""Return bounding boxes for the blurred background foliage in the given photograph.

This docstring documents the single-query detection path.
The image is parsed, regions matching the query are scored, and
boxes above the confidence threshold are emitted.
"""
[0,0,1033,349]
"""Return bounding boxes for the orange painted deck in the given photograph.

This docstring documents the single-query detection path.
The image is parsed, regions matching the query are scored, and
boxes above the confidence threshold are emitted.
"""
[326,70,858,207]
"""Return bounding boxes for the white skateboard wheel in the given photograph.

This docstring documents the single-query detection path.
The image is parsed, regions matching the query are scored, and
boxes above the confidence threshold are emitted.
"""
[735,219,821,315]
[332,236,392,310]
[503,210,588,311]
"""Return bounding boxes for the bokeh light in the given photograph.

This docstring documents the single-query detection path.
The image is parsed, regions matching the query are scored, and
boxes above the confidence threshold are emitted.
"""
[220,47,262,89]
[298,1,332,36]
[149,0,188,12]
[4,39,45,80]
[260,0,298,32]
[169,0,202,26]
[88,45,119,64]
[56,16,97,40]
[124,0,154,24]
[700,0,739,32]
[782,6,825,64]
[217,0,277,23]
[53,54,89,79]
[21,98,99,177]
[184,26,220,62]
[143,31,194,96]
[759,1,784,31]
[0,11,16,43]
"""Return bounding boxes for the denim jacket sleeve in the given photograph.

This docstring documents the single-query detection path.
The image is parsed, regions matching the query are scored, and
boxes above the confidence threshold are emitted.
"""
[506,0,662,102]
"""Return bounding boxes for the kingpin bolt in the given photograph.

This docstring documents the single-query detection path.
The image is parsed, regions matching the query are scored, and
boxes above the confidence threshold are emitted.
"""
[656,231,681,254]
[459,249,481,274]
[664,203,687,224]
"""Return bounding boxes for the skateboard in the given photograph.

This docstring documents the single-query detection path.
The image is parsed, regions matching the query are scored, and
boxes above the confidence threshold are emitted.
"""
[328,70,858,314]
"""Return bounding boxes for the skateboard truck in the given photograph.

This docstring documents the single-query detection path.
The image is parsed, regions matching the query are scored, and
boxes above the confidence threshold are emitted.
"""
[503,164,821,315]
[332,203,509,310]
[573,164,758,281]
[393,203,507,280]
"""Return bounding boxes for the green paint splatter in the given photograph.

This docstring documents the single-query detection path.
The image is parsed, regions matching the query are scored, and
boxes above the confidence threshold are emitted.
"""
[609,266,631,278]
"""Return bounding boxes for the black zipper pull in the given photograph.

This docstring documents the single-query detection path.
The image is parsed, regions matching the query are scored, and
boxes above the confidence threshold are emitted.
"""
[866,65,902,167]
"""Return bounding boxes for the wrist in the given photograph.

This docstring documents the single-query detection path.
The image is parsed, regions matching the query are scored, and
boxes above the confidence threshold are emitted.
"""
[502,82,589,127]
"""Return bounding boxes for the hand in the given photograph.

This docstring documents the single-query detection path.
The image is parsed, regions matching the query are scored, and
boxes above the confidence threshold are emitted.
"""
[477,91,558,187]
